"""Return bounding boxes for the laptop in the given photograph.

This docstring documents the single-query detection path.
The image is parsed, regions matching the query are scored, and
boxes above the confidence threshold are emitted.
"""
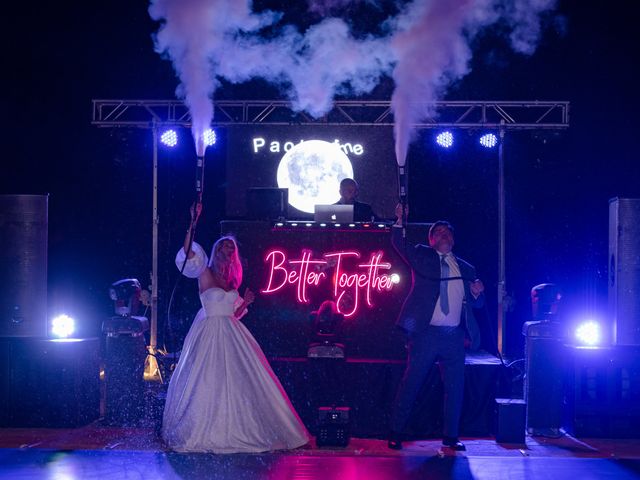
[314,204,354,223]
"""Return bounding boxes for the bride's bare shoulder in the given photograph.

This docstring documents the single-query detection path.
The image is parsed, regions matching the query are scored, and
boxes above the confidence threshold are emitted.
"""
[199,267,217,290]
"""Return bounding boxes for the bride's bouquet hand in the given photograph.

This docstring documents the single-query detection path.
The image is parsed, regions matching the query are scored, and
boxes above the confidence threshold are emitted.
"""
[244,288,256,305]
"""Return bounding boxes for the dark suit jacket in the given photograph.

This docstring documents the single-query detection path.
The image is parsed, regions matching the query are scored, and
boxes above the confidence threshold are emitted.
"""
[335,200,379,222]
[391,226,483,350]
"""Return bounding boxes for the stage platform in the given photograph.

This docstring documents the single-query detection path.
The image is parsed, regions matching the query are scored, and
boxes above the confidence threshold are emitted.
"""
[1,424,639,480]
[270,351,502,438]
[2,349,640,479]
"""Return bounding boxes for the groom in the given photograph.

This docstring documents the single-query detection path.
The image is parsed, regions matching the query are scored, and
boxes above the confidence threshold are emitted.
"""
[388,210,484,451]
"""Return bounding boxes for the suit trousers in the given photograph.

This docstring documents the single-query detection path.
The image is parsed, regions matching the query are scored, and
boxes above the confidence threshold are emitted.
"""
[390,325,466,439]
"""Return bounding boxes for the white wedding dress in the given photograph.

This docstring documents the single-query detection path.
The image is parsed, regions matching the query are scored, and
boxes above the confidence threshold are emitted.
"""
[162,243,310,453]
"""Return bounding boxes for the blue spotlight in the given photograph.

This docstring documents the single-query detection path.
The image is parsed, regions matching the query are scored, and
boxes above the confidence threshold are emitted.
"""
[479,133,498,148]
[575,320,601,346]
[51,314,76,338]
[203,128,217,147]
[435,131,454,149]
[160,129,178,147]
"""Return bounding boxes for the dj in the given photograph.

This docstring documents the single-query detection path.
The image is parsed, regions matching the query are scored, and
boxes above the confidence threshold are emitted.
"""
[335,178,380,222]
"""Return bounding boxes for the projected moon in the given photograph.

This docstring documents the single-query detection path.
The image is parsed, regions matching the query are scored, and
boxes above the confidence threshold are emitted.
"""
[277,140,354,213]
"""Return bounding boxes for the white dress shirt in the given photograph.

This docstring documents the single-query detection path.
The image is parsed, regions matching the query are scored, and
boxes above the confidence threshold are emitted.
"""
[430,253,464,327]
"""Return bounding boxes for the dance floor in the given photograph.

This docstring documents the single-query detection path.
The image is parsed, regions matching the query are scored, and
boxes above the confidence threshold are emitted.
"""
[1,425,640,480]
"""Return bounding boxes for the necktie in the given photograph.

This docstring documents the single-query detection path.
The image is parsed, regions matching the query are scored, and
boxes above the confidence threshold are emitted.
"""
[440,255,450,315]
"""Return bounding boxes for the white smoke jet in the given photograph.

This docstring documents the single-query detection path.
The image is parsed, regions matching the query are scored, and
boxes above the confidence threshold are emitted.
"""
[285,18,394,117]
[390,0,497,167]
[149,0,280,156]
[214,18,394,118]
[149,0,556,163]
[504,0,557,54]
[390,0,556,167]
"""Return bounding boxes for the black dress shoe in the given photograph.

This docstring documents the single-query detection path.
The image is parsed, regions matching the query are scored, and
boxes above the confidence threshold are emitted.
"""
[388,438,403,450]
[388,432,403,450]
[442,437,466,451]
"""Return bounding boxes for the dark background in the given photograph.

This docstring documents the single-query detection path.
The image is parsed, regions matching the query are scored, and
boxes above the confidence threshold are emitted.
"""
[225,125,398,219]
[2,0,638,357]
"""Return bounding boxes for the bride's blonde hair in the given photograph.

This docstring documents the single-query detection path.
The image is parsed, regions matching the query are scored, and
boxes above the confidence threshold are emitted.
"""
[209,236,243,289]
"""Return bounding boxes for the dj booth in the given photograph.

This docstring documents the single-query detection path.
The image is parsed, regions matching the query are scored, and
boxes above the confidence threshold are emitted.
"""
[220,220,418,359]
[219,221,500,437]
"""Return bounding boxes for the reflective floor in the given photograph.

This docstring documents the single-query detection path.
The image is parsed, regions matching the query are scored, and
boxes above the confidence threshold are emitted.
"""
[1,427,640,480]
[2,449,640,480]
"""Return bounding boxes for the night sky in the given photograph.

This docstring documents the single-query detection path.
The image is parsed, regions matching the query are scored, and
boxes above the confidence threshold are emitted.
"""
[3,0,638,355]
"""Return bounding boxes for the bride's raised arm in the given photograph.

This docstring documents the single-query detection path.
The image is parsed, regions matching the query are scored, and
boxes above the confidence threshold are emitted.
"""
[177,203,208,278]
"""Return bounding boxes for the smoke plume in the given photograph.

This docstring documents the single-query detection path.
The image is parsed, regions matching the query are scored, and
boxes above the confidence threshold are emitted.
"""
[149,0,556,162]
[148,0,280,155]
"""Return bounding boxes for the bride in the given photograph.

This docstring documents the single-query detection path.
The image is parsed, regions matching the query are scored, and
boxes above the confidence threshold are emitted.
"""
[162,204,310,453]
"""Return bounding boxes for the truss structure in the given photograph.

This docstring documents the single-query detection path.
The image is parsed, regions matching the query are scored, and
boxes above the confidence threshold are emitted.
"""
[92,99,569,130]
[92,97,570,359]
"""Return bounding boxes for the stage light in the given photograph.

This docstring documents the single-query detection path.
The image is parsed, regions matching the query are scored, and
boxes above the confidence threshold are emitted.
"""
[160,129,178,147]
[308,300,345,359]
[436,131,454,148]
[203,128,216,147]
[390,273,400,284]
[109,278,142,316]
[575,321,601,346]
[51,314,75,338]
[531,283,562,321]
[479,133,498,148]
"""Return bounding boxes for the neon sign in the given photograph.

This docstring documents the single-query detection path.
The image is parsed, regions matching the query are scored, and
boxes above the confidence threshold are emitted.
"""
[261,249,396,317]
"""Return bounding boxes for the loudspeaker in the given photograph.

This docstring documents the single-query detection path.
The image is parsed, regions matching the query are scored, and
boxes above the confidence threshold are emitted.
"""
[0,337,100,427]
[609,198,640,345]
[316,406,350,447]
[522,321,565,436]
[103,333,147,425]
[564,345,640,438]
[0,194,48,337]
[495,398,526,444]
